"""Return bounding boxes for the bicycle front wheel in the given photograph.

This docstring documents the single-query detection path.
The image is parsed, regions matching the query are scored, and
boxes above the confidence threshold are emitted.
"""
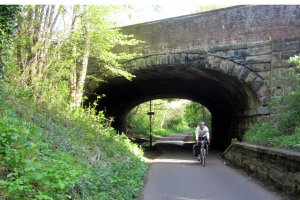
[202,149,206,167]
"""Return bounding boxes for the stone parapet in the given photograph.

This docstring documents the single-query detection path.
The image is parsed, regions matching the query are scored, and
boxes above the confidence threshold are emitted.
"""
[223,142,300,198]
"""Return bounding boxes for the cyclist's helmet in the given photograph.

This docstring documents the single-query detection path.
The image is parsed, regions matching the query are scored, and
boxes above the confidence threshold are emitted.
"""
[199,121,205,126]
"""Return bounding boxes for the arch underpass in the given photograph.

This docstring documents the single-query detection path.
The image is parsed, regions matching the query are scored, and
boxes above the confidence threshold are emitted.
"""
[85,5,300,150]
[87,53,261,150]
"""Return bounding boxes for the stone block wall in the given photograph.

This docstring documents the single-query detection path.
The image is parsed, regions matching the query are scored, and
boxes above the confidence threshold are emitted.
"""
[223,142,300,197]
[120,5,300,55]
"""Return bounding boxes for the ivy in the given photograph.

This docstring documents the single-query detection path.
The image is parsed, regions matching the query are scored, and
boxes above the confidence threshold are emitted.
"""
[0,6,20,80]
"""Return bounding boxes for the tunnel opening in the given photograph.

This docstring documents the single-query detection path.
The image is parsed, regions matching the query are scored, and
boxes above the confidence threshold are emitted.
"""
[126,99,212,144]
[87,65,258,150]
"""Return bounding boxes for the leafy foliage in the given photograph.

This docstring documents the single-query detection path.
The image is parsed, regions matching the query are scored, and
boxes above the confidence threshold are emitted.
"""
[0,5,20,80]
[244,54,300,151]
[0,102,82,199]
[0,82,148,199]
[243,123,279,146]
[184,102,211,129]
[0,4,148,200]
[127,99,190,139]
[270,89,300,134]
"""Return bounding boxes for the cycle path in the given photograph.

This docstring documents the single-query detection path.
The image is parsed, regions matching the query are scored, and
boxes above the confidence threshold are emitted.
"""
[138,133,287,200]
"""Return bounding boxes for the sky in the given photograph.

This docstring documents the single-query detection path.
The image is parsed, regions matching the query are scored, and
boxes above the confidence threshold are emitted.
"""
[1,0,299,26]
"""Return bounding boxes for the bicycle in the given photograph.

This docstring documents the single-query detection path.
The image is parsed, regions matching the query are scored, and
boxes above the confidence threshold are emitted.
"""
[193,137,208,167]
[199,139,207,167]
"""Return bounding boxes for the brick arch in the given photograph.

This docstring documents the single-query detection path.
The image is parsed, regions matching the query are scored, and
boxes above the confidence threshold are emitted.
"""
[122,52,267,103]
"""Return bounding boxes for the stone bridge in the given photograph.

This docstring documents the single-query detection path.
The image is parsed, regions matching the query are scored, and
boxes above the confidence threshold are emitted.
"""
[85,5,300,150]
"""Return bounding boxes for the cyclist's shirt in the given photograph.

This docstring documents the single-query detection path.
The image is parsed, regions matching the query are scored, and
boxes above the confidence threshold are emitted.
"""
[195,126,210,140]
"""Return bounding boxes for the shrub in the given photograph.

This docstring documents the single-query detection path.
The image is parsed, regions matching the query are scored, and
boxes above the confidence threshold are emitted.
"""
[0,116,83,199]
[243,123,280,146]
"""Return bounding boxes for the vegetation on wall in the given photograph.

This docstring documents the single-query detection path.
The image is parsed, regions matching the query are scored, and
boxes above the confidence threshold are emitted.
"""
[243,54,300,151]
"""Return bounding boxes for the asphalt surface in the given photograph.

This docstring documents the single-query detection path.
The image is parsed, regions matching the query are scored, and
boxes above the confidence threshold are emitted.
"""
[138,133,286,200]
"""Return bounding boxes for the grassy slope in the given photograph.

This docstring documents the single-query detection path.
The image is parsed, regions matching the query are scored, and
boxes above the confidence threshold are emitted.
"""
[0,83,148,199]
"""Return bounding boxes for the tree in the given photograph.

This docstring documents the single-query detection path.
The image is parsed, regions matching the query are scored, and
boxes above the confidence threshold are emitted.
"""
[184,102,211,128]
[10,5,139,107]
[15,5,63,99]
[127,99,189,136]
[0,5,20,80]
[63,5,139,108]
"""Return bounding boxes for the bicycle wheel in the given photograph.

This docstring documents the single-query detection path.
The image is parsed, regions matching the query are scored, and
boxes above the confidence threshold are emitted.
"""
[206,145,209,156]
[202,149,206,167]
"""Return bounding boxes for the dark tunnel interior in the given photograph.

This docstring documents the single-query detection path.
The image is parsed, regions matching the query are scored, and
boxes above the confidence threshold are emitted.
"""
[86,65,258,150]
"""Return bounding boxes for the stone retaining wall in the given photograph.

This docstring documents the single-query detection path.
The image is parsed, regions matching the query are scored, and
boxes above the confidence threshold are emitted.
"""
[223,142,300,197]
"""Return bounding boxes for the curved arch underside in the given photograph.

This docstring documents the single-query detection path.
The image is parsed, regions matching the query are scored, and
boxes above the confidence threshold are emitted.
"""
[89,65,259,150]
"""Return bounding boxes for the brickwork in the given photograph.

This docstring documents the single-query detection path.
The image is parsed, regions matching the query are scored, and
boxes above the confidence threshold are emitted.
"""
[120,5,300,55]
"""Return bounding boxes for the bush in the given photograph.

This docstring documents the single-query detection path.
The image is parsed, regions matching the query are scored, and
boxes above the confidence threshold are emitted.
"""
[270,88,300,135]
[243,54,300,151]
[270,127,300,151]
[0,116,83,199]
[165,115,184,130]
[243,123,280,146]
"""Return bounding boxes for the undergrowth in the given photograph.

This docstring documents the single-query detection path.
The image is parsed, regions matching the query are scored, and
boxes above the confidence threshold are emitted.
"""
[0,83,148,199]
[243,84,300,151]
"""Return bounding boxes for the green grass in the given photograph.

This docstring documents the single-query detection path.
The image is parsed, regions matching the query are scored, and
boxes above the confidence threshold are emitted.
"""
[243,80,300,152]
[243,122,300,151]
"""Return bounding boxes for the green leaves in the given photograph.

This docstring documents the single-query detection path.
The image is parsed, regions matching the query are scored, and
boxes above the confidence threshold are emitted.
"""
[244,123,280,146]
[1,83,148,199]
[244,54,300,150]
[0,116,83,199]
[1,4,149,198]
[184,102,211,129]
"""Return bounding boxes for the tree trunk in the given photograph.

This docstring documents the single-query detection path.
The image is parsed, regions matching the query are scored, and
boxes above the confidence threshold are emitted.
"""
[73,20,90,108]
[16,5,61,99]
[69,5,80,108]
[160,101,167,129]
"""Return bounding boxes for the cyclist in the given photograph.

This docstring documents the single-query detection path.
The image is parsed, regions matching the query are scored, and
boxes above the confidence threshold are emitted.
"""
[195,121,210,149]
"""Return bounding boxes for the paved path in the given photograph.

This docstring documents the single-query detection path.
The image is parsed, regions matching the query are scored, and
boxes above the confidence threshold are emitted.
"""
[139,133,286,200]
